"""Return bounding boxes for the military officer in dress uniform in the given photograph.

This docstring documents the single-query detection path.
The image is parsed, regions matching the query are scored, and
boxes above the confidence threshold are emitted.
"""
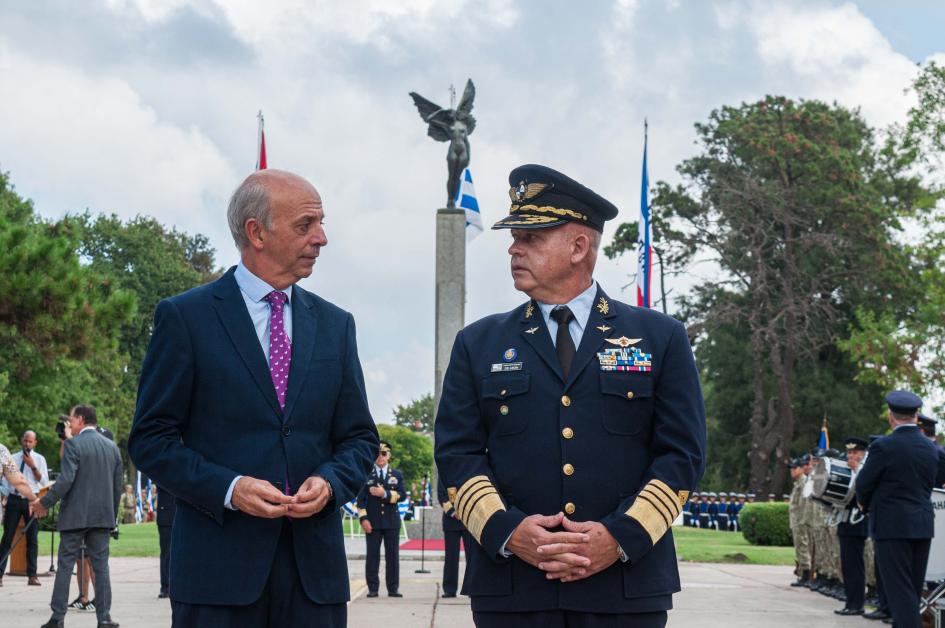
[434,164,707,628]
[357,441,405,598]
[835,437,868,616]
[856,391,945,628]
[438,478,465,598]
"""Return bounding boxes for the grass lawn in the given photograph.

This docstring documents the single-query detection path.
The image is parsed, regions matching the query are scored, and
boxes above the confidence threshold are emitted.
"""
[36,522,795,565]
[672,526,795,566]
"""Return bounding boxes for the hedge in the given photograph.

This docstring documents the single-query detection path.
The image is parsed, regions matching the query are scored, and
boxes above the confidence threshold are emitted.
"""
[739,502,793,546]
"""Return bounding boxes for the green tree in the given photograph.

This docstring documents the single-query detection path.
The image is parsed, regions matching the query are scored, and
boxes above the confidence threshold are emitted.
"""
[392,393,434,432]
[377,424,433,497]
[0,172,135,462]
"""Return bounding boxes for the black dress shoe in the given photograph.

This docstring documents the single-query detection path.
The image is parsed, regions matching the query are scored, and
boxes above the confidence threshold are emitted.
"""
[388,592,403,598]
[864,609,891,620]
[41,619,64,628]
[158,591,169,599]
[366,591,379,598]
[441,593,457,598]
[881,619,893,625]
[834,608,864,616]
[98,622,120,628]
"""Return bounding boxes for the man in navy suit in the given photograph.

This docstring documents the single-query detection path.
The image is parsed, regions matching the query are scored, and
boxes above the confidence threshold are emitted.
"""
[856,391,945,628]
[435,164,706,628]
[129,169,379,627]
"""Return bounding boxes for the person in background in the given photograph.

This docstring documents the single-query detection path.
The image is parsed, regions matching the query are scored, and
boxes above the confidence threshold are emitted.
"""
[0,442,41,588]
[0,430,49,586]
[357,441,404,598]
[156,485,176,599]
[120,485,136,524]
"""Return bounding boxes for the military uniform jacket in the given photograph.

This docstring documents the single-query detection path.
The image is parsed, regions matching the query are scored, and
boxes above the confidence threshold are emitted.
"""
[434,287,707,614]
[835,503,867,538]
[356,467,404,531]
[438,478,466,533]
[855,425,945,540]
[789,478,805,527]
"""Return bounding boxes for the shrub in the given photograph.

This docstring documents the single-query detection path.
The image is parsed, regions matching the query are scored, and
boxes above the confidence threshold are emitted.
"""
[739,502,793,546]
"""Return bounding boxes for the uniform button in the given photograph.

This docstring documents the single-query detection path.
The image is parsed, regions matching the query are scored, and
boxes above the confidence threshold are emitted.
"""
[561,395,571,407]
[562,427,574,439]
[499,405,509,415]
[626,391,635,400]
[564,502,576,515]
[563,463,574,476]
[282,427,291,436]
[500,389,508,397]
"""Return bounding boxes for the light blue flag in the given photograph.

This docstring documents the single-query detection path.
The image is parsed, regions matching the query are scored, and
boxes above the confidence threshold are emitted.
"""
[455,167,483,242]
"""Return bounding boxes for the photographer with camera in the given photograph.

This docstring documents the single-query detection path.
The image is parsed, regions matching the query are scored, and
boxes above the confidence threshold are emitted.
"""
[0,429,49,587]
[32,404,123,628]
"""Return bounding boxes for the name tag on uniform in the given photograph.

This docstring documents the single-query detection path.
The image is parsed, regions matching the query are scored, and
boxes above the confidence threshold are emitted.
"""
[491,362,523,372]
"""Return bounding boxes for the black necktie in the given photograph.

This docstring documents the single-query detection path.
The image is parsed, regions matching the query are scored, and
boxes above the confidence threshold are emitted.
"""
[551,306,576,379]
[19,456,26,473]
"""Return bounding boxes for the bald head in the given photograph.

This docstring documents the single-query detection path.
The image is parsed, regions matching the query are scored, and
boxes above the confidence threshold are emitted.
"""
[227,170,322,250]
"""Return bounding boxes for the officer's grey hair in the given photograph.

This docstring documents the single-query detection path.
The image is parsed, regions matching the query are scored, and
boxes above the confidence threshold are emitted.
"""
[891,410,918,422]
[227,178,272,249]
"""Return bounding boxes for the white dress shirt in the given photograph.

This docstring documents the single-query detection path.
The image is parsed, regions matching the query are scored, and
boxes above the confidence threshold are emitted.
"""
[2,449,49,496]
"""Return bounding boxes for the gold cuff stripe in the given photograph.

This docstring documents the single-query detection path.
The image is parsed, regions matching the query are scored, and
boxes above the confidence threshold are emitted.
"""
[465,492,505,544]
[649,479,685,510]
[637,492,673,527]
[389,490,400,504]
[458,484,497,521]
[455,477,492,516]
[627,496,672,545]
[441,502,453,515]
[642,485,679,519]
[510,204,588,221]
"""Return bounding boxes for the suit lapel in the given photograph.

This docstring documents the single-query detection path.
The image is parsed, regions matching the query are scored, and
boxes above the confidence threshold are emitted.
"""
[565,286,619,390]
[282,286,318,423]
[518,299,564,382]
[211,269,282,419]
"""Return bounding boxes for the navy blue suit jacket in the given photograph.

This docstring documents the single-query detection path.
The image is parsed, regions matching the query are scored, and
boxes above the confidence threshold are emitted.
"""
[128,267,378,605]
[156,485,176,528]
[434,287,706,614]
[855,424,945,540]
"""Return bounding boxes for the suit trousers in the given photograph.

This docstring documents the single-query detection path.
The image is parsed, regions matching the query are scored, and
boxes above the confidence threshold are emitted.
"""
[51,529,112,623]
[365,527,400,593]
[442,528,462,596]
[0,495,39,577]
[172,521,345,627]
[875,538,931,628]
[838,535,866,609]
[158,524,172,595]
[472,610,668,628]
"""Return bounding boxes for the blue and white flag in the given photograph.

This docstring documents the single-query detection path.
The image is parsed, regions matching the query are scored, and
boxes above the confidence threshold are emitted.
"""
[636,122,652,308]
[455,167,484,242]
[135,471,144,523]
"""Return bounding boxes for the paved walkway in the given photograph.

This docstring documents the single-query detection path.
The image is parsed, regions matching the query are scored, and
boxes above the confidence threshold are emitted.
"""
[1,555,888,627]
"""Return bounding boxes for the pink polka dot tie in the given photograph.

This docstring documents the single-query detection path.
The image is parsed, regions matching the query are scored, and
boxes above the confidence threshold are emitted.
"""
[265,291,291,410]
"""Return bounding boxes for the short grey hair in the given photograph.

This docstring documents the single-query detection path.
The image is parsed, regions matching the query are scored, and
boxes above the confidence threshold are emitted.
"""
[227,178,272,249]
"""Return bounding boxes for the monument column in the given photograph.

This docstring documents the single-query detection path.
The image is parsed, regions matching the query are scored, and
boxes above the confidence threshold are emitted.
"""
[434,208,466,410]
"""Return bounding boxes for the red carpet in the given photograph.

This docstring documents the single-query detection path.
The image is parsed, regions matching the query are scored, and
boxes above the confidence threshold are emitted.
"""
[399,539,464,551]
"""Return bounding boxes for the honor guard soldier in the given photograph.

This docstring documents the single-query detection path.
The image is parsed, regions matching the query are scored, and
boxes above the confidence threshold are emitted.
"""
[732,494,746,531]
[438,478,465,598]
[835,437,868,616]
[855,391,945,628]
[357,441,405,598]
[434,164,707,628]
[716,493,730,531]
[788,458,812,587]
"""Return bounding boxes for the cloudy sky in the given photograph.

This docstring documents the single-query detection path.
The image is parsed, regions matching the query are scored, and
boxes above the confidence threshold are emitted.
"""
[1,0,943,421]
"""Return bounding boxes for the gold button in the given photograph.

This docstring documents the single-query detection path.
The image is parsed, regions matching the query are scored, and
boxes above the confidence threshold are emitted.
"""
[561,395,571,407]
[499,404,509,416]
[626,391,635,400]
[564,502,576,515]
[500,389,508,397]
[563,463,574,476]
[562,427,574,439]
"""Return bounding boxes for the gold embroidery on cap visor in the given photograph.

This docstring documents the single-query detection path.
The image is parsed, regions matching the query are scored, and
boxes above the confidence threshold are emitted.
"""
[510,203,588,221]
[625,479,687,545]
[496,214,563,226]
[455,475,506,544]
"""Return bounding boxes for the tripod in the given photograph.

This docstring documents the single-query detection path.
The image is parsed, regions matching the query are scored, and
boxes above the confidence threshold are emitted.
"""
[0,515,39,568]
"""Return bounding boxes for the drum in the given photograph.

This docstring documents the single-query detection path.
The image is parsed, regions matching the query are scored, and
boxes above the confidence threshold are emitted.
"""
[810,457,856,505]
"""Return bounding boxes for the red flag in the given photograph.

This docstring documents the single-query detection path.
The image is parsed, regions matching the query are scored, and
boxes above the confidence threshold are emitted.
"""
[256,110,267,170]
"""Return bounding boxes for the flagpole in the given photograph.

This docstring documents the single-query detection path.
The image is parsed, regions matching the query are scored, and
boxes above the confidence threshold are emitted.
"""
[256,110,266,171]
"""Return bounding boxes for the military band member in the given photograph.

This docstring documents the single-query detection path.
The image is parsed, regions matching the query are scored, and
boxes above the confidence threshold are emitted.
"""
[788,458,812,587]
[357,441,404,598]
[434,164,707,628]
[438,478,465,598]
[855,391,945,628]
[835,437,868,616]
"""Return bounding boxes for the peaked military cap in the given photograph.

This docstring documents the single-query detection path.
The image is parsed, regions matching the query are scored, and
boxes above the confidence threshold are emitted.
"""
[885,390,922,415]
[719,491,728,497]
[379,440,392,454]
[844,437,868,451]
[799,454,811,464]
[919,413,937,434]
[492,164,619,232]
[737,493,746,499]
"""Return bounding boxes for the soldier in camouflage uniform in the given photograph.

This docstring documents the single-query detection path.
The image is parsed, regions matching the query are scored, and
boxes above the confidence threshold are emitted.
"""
[789,457,812,586]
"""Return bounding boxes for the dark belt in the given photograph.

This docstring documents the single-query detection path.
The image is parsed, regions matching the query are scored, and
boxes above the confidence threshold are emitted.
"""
[8,493,29,502]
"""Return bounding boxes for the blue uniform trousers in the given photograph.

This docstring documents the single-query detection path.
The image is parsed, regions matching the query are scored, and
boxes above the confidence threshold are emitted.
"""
[838,535,865,610]
[875,538,930,628]
[442,528,463,596]
[365,527,400,594]
[473,610,667,627]
[171,521,346,627]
